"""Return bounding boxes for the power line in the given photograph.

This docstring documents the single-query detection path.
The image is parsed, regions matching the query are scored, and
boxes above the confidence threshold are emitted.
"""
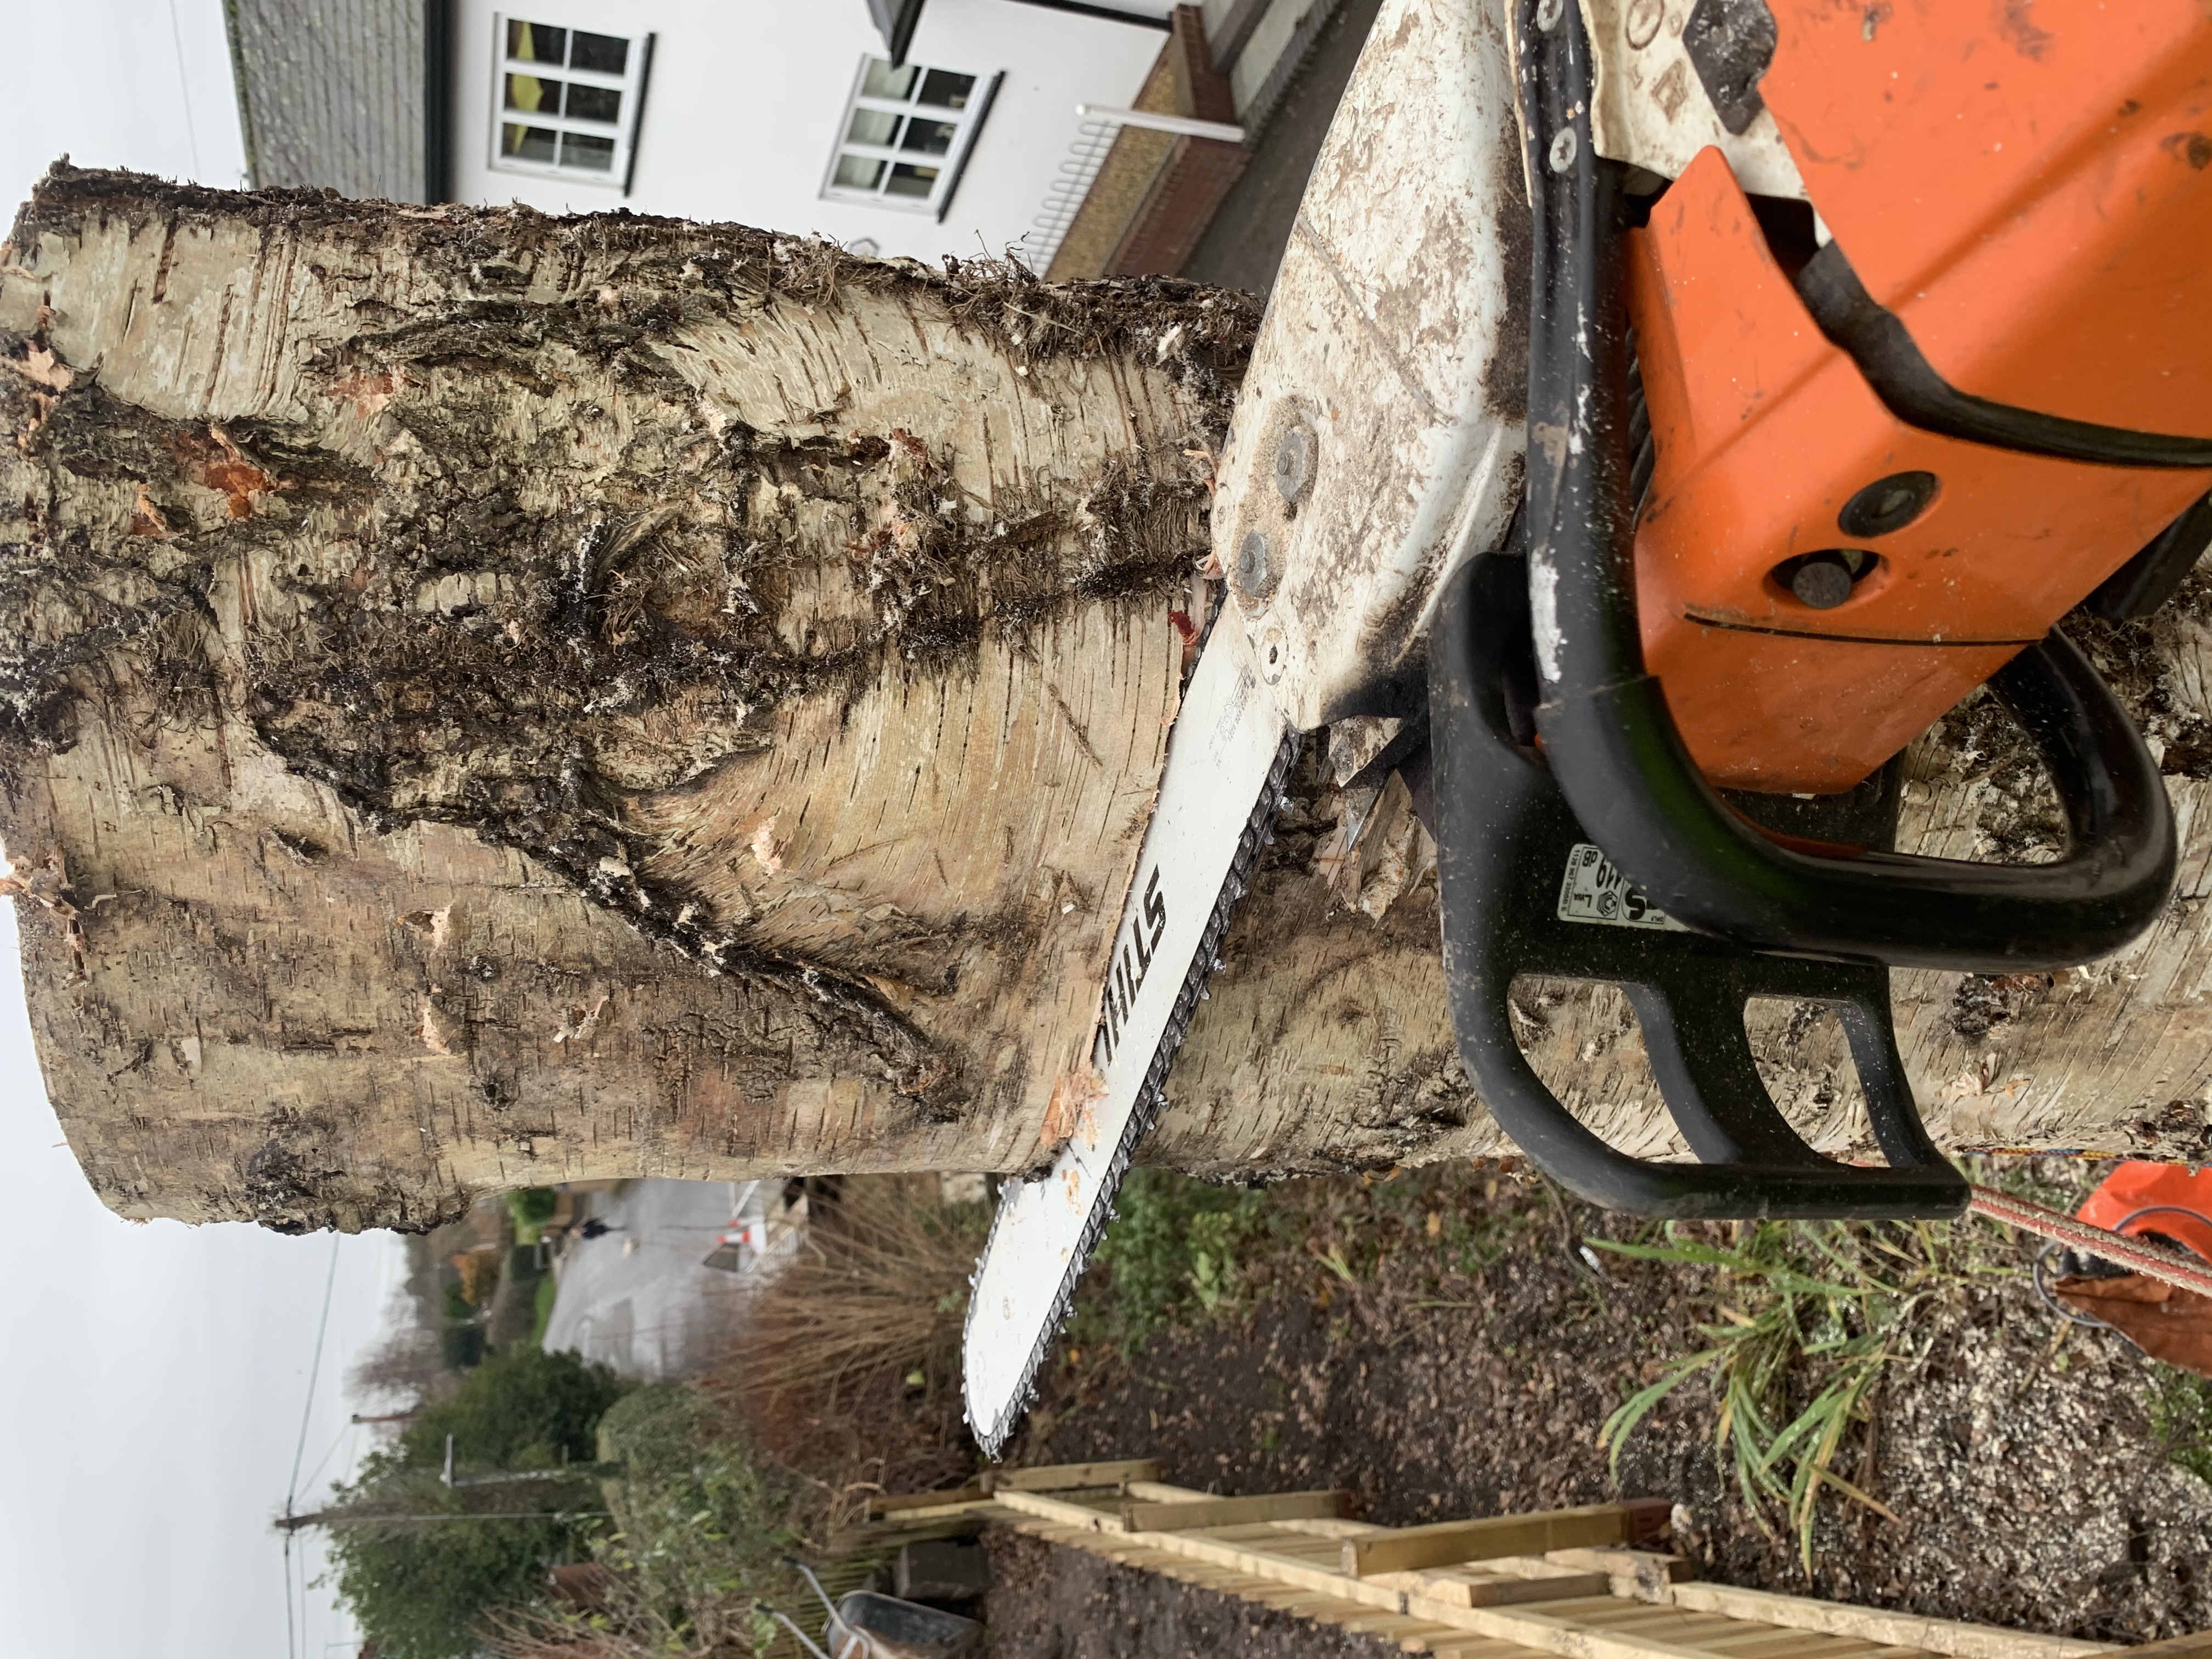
[297,1420,354,1500]
[288,1239,344,1509]
[284,1238,344,1659]
[165,0,203,177]
[283,1533,297,1659]
[295,1524,314,1659]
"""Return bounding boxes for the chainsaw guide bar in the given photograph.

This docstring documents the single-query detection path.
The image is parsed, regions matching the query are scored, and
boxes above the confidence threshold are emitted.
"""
[962,633,1298,1459]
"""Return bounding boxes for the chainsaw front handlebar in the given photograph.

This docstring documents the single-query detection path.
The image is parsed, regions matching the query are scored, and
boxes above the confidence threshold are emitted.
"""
[1538,642,2175,972]
[1515,0,2177,973]
[1430,549,1970,1219]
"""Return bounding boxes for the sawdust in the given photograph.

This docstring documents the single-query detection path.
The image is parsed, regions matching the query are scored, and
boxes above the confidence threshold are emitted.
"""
[1910,572,2212,865]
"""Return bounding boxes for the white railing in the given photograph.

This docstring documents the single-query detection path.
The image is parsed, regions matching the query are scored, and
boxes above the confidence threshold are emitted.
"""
[1012,104,1249,274]
[1014,116,1120,273]
[1075,103,1244,142]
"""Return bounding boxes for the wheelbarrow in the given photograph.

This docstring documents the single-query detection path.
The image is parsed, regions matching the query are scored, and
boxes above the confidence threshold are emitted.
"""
[762,1561,981,1659]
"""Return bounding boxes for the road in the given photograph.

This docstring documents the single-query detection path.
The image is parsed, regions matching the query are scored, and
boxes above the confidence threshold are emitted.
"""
[1182,0,1386,295]
[538,1179,752,1379]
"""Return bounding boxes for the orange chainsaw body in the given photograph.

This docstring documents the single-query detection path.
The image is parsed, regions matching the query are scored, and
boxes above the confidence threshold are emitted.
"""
[1627,0,2212,793]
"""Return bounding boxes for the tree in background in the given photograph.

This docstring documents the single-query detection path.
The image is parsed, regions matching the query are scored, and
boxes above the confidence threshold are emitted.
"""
[349,1324,449,1407]
[322,1348,630,1659]
[326,1486,577,1659]
[393,1344,626,1470]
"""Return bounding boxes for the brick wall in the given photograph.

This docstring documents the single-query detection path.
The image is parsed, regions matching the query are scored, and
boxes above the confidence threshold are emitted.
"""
[1045,7,1249,280]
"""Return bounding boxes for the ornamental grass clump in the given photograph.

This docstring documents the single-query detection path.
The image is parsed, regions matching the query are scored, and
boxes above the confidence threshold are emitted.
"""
[1595,1216,2015,1568]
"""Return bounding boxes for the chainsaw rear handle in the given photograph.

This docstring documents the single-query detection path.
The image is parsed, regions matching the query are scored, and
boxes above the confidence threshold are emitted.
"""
[1514,0,2177,974]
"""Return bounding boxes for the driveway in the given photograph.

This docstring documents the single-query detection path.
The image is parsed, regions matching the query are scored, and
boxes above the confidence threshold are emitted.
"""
[539,1178,753,1379]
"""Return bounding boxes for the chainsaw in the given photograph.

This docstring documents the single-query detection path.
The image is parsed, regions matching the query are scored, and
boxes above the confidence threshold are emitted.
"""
[963,0,2212,1454]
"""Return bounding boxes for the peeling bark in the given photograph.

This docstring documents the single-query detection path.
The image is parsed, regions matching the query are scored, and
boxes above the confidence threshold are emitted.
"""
[3,166,2209,1233]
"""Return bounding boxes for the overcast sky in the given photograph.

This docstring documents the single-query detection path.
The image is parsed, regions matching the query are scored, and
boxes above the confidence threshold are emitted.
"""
[0,4,408,1656]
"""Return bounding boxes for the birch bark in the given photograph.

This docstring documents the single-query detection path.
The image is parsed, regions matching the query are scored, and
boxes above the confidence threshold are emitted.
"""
[3,168,2207,1231]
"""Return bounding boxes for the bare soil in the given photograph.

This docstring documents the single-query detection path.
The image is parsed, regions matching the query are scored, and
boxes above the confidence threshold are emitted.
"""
[981,1164,2212,1655]
[983,1526,1402,1658]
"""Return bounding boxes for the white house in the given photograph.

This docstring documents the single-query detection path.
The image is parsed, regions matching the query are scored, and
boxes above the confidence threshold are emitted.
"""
[227,0,1348,274]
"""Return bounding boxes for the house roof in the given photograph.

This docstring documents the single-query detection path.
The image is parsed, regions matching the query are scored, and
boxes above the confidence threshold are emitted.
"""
[867,0,928,66]
[227,0,446,204]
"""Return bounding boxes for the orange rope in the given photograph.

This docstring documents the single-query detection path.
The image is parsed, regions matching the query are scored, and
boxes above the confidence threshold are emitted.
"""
[1967,1182,2212,1299]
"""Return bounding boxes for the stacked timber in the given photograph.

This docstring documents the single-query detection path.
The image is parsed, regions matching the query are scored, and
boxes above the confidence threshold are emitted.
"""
[874,1459,2199,1659]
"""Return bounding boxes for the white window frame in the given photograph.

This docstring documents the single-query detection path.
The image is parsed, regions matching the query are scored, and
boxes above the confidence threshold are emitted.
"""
[821,57,1002,222]
[488,13,653,191]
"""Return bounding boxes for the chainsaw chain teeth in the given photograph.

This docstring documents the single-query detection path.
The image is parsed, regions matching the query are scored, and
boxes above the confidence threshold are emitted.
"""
[963,729,1301,1459]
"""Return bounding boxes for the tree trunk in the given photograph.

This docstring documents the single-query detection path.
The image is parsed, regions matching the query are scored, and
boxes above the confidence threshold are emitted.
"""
[4,167,2209,1233]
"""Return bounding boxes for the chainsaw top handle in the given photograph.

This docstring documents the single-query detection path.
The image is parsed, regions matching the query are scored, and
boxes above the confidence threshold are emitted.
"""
[1513,0,2177,974]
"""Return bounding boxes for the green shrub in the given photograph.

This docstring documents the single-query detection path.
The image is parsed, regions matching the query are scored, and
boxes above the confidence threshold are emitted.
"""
[476,1384,815,1656]
[325,1349,631,1659]
[507,1187,559,1243]
[1084,1170,1274,1352]
[486,1248,548,1351]
[325,1482,578,1659]
[439,1326,487,1370]
[595,1384,806,1641]
[398,1345,627,1471]
[529,1273,558,1348]
[509,1187,560,1223]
